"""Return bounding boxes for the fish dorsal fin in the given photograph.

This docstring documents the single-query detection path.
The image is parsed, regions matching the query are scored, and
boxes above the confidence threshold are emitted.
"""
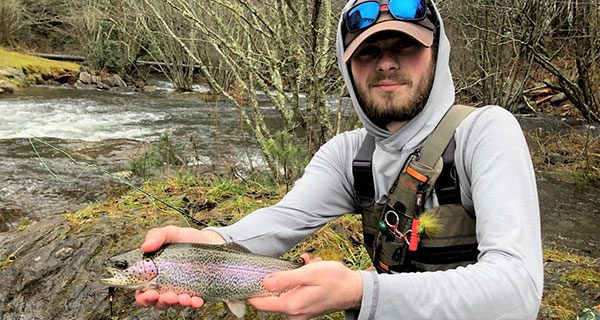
[225,299,246,318]
[219,242,252,254]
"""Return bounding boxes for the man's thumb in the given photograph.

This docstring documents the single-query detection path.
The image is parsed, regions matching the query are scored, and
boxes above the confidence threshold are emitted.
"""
[263,271,300,292]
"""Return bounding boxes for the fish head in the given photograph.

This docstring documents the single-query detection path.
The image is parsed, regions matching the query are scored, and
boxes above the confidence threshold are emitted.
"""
[101,249,159,290]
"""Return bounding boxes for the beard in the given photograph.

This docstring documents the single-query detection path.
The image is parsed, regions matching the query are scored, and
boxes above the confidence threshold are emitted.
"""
[355,61,436,129]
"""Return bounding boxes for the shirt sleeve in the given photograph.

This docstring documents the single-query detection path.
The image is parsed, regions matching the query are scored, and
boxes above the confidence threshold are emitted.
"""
[354,106,543,320]
[212,130,364,257]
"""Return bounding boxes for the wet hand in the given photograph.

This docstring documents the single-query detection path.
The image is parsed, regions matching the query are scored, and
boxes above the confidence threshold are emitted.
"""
[248,257,363,320]
[135,225,225,310]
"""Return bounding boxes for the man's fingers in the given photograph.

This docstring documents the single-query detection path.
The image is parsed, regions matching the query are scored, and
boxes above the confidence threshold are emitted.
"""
[155,291,179,310]
[143,225,186,252]
[300,253,323,264]
[177,294,191,307]
[135,290,159,307]
[141,227,168,253]
[190,296,205,308]
[264,266,318,292]
[247,296,283,313]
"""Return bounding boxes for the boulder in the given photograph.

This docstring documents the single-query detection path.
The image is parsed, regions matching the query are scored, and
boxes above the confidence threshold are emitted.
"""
[91,75,102,85]
[141,85,156,93]
[110,74,127,88]
[101,77,115,88]
[546,152,567,165]
[54,72,78,85]
[44,80,61,86]
[79,71,93,85]
[0,211,212,319]
[74,79,97,90]
[0,80,16,94]
[551,92,568,105]
[0,67,27,84]
[80,65,91,74]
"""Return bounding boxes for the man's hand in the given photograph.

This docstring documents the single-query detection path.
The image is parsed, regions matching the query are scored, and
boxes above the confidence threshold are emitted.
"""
[247,258,363,320]
[134,226,226,310]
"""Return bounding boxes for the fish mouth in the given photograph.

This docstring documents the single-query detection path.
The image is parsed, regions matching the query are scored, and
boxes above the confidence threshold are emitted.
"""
[101,267,151,290]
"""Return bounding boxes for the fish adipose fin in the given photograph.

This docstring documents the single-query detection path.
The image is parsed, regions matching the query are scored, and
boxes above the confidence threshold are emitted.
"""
[225,299,246,318]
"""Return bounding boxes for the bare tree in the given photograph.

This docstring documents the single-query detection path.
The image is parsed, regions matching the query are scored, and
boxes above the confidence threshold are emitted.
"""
[129,0,346,180]
[443,0,600,123]
[441,0,535,111]
[519,0,600,123]
[0,0,24,45]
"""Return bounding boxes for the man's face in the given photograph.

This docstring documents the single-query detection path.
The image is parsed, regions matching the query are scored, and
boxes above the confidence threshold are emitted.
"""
[350,31,436,129]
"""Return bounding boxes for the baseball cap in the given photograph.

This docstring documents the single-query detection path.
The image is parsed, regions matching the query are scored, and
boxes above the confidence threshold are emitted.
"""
[342,0,436,62]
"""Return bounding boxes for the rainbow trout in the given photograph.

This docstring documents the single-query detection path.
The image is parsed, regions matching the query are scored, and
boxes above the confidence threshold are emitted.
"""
[102,242,302,317]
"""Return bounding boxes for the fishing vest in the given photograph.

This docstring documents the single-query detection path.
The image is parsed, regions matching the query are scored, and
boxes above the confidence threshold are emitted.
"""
[353,105,479,273]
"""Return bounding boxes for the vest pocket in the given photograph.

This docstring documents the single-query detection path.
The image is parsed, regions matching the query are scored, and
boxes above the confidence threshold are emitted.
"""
[412,204,479,271]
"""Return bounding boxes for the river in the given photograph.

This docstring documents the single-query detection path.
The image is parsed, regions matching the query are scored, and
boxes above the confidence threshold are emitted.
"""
[0,83,309,230]
[0,85,598,257]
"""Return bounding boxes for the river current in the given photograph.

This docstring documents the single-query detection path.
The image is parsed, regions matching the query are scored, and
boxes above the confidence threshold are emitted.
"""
[0,83,352,230]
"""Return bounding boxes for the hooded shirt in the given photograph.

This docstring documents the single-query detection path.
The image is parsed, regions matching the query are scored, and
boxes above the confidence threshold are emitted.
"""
[212,1,543,319]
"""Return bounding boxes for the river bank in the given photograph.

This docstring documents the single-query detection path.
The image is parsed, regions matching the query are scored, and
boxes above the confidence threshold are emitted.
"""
[0,48,140,94]
[0,48,79,93]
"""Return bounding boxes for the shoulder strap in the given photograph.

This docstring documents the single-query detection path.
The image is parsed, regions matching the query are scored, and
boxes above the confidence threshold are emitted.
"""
[352,133,376,207]
[435,137,462,204]
[416,104,474,168]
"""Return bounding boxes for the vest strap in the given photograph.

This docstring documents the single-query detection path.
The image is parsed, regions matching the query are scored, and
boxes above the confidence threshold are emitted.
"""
[418,104,475,168]
[352,133,376,207]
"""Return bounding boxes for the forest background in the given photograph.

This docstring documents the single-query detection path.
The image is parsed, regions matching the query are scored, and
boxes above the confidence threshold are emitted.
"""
[1,0,599,184]
[0,1,599,319]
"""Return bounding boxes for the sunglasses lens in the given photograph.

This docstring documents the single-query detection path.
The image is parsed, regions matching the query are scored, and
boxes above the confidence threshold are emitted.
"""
[346,2,380,33]
[388,0,427,19]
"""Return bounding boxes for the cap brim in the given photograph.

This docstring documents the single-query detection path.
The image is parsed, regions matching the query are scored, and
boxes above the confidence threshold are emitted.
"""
[343,20,434,63]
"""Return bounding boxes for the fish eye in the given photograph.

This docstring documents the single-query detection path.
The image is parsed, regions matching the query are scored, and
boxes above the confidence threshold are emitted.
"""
[114,260,129,269]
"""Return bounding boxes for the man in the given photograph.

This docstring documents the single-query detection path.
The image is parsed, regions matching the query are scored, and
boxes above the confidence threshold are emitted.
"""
[136,0,543,319]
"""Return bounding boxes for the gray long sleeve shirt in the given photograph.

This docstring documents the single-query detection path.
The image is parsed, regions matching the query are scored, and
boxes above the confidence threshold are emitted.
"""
[211,0,543,318]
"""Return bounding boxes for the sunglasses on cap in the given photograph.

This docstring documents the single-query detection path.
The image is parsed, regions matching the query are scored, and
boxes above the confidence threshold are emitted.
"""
[345,0,429,33]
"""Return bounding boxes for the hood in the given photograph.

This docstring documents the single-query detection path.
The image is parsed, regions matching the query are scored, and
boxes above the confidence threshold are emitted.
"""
[336,0,455,154]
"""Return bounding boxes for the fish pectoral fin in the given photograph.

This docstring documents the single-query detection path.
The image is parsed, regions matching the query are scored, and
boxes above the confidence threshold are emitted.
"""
[224,300,246,318]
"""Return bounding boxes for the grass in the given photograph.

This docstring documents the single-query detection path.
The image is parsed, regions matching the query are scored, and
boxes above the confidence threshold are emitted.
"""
[0,47,79,85]
[525,129,600,187]
[62,175,281,232]
[541,247,600,319]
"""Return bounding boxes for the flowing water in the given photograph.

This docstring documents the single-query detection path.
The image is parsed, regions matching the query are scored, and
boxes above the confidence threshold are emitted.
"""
[0,83,296,230]
[0,86,598,257]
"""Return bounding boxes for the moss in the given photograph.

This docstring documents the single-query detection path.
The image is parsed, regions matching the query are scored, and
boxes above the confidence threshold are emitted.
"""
[544,248,596,265]
[542,285,581,320]
[560,268,600,291]
[62,177,282,233]
[542,247,600,320]
[0,48,79,84]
